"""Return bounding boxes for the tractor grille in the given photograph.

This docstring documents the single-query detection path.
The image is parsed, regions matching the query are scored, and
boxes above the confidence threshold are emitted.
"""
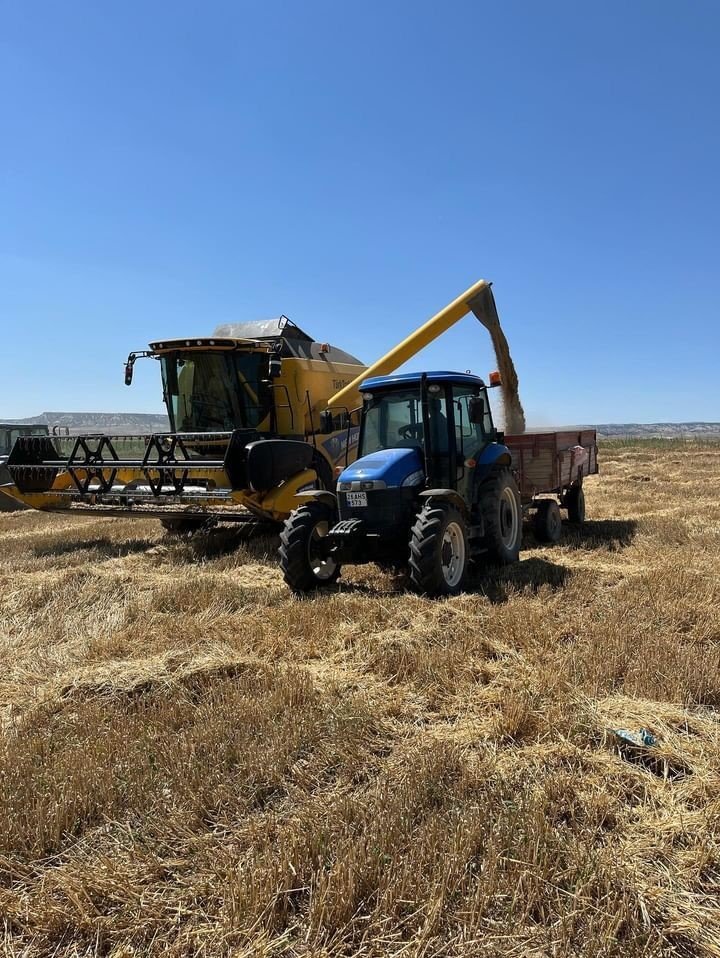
[338,487,417,533]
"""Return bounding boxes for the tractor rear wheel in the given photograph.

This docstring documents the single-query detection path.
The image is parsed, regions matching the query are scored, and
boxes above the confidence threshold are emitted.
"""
[408,501,469,596]
[476,467,522,564]
[565,486,586,524]
[279,501,340,592]
[533,500,562,543]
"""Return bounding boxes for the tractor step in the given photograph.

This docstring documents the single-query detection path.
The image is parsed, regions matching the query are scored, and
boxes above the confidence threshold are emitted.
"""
[330,518,365,538]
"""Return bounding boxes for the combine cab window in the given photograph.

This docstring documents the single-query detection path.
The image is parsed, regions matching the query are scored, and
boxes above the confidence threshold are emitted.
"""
[161,352,272,432]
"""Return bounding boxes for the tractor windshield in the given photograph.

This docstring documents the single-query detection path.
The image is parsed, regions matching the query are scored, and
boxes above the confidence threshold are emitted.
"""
[161,351,273,432]
[359,388,450,457]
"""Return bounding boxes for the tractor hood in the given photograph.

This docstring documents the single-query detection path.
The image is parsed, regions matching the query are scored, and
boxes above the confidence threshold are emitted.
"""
[339,447,424,489]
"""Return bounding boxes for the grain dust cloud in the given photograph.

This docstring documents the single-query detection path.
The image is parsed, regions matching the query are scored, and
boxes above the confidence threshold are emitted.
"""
[470,286,526,435]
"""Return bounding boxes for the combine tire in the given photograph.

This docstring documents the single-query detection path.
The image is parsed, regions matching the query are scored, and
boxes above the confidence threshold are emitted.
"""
[565,486,586,524]
[408,501,469,596]
[533,500,562,543]
[476,467,522,564]
[279,501,340,592]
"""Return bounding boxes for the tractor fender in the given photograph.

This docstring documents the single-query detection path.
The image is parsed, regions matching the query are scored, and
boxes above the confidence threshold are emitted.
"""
[473,443,512,481]
[418,489,469,515]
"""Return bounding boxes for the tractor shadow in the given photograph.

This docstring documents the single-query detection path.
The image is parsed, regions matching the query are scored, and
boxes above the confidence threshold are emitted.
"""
[558,518,638,552]
[469,556,571,604]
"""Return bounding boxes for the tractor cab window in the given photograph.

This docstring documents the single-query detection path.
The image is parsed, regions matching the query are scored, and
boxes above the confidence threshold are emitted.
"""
[453,387,492,457]
[361,390,422,455]
[161,351,273,433]
[359,388,450,457]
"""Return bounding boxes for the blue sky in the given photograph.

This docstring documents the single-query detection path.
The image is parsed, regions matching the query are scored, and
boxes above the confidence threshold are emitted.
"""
[1,1,718,424]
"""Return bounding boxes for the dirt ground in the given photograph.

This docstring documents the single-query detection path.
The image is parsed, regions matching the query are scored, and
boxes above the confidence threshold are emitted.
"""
[1,440,720,956]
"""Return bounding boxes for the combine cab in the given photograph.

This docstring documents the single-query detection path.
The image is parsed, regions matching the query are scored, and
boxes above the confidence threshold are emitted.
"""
[2,319,366,527]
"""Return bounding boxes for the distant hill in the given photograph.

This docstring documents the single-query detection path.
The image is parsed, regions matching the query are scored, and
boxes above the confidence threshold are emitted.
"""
[591,422,720,439]
[5,412,170,434]
[2,413,719,439]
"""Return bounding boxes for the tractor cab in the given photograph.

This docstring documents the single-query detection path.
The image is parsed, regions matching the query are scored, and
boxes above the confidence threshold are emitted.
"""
[346,371,498,498]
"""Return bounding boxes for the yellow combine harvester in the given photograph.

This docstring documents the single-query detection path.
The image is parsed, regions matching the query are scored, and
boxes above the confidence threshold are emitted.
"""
[2,281,502,528]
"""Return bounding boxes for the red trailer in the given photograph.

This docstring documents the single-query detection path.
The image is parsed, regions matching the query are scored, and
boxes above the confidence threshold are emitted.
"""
[505,428,599,542]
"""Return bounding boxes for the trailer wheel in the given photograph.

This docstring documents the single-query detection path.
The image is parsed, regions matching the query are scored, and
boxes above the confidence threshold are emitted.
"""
[408,501,469,596]
[533,500,562,543]
[279,501,340,592]
[476,467,522,564]
[565,486,586,524]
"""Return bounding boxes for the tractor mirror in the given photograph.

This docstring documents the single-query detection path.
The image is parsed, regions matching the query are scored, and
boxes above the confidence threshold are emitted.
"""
[468,396,485,424]
[319,410,334,434]
[268,356,282,379]
[124,361,134,386]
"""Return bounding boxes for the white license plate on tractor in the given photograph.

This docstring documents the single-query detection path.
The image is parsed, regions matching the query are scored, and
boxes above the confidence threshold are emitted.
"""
[345,491,368,508]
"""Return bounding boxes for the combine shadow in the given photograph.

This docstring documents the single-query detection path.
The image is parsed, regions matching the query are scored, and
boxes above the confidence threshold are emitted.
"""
[470,556,571,604]
[561,519,638,552]
[169,523,281,563]
[33,537,155,560]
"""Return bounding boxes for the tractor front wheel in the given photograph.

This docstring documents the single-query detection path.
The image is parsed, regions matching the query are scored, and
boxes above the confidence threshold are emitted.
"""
[279,501,340,592]
[408,501,469,596]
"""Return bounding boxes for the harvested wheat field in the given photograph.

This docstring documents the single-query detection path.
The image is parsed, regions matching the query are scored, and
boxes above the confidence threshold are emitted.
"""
[2,439,720,957]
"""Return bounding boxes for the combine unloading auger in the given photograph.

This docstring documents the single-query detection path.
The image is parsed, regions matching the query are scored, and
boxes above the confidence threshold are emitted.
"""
[326,279,526,435]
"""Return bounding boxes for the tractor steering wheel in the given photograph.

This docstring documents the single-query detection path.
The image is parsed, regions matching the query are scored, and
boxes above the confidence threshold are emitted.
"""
[398,423,424,441]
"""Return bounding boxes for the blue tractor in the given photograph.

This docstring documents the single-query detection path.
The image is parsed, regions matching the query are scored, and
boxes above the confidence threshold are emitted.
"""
[279,371,523,596]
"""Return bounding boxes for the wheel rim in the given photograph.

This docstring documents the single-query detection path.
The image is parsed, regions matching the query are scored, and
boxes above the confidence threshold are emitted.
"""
[499,486,519,549]
[440,521,466,587]
[308,520,337,580]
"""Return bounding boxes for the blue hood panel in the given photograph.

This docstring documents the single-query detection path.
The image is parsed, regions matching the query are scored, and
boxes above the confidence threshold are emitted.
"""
[340,447,424,488]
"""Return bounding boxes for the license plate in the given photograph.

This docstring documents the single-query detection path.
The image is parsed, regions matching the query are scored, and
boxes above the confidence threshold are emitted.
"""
[345,491,368,508]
